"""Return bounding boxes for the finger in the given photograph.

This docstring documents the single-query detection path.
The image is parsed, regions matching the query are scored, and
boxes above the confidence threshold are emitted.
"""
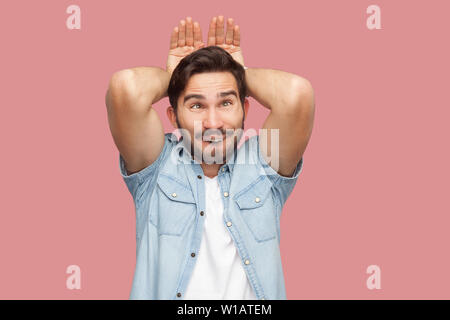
[225,18,234,45]
[216,15,225,44]
[186,16,194,46]
[207,16,216,46]
[193,21,204,49]
[170,27,179,49]
[178,19,186,46]
[233,25,240,47]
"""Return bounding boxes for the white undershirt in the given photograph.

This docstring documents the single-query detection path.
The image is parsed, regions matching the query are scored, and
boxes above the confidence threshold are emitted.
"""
[184,175,257,300]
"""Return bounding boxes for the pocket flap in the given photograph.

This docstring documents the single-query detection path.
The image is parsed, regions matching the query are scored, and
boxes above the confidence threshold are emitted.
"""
[234,176,272,209]
[157,174,196,204]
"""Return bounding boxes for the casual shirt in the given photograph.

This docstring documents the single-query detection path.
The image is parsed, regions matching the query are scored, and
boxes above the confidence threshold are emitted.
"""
[119,132,304,300]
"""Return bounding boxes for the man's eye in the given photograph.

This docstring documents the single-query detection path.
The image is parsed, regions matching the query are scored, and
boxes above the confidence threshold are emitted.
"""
[190,103,201,109]
[222,100,233,106]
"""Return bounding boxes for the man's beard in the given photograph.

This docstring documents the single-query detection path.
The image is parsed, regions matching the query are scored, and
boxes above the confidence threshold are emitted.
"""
[176,113,245,165]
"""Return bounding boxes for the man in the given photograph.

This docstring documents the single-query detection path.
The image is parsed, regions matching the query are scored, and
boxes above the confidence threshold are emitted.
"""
[105,15,315,300]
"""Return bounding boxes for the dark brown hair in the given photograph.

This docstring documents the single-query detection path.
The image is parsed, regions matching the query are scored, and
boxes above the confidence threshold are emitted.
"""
[168,46,247,115]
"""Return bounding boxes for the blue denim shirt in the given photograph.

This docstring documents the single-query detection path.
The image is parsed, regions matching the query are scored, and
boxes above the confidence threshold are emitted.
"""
[119,132,304,300]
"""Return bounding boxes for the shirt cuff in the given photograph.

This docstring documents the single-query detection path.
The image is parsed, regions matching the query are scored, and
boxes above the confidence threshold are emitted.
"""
[255,135,304,181]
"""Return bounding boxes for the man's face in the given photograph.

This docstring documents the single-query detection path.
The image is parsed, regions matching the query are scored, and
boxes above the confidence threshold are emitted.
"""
[168,71,249,164]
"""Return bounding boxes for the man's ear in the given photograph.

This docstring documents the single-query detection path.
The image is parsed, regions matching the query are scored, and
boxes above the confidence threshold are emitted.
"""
[243,98,250,120]
[166,106,178,128]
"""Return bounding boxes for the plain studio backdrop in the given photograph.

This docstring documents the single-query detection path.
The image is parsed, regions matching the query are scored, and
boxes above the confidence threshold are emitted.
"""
[0,0,449,299]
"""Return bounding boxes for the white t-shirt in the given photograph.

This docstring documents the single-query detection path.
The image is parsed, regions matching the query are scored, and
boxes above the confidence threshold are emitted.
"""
[184,175,257,300]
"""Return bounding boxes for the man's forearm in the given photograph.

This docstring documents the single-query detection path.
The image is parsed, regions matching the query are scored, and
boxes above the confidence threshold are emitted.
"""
[245,68,310,114]
[129,66,172,107]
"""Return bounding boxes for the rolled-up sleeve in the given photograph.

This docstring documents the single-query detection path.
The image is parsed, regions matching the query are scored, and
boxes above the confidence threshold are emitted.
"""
[119,133,173,205]
[254,135,304,210]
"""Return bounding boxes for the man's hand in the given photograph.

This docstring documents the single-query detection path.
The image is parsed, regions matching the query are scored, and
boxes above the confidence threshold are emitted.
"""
[207,16,245,67]
[166,16,205,76]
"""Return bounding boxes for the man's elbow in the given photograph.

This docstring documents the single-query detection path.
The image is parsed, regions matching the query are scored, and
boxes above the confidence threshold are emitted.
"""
[289,76,315,111]
[105,69,138,112]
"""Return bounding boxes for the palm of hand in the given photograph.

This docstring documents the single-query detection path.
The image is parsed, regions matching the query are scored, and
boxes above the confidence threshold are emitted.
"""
[167,46,199,74]
[169,46,196,57]
[214,43,244,66]
[166,16,245,75]
[207,16,245,67]
[166,17,205,75]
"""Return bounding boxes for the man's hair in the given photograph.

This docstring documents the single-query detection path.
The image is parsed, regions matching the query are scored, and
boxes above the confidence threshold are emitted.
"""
[168,46,248,115]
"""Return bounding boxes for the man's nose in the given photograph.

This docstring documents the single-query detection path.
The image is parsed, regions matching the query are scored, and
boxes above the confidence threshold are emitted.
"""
[203,107,224,129]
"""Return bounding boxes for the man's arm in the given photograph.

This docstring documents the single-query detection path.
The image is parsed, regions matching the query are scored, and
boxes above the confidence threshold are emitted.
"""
[245,68,315,177]
[203,15,315,177]
[105,67,169,174]
[105,16,204,175]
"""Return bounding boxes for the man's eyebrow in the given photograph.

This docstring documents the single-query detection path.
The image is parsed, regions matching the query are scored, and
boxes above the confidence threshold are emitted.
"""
[183,90,238,104]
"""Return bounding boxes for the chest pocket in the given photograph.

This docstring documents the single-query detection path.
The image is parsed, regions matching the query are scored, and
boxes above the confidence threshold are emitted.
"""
[233,176,277,242]
[153,174,197,237]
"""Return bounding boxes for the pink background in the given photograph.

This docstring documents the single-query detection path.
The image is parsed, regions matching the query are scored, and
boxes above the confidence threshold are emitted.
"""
[1,0,449,299]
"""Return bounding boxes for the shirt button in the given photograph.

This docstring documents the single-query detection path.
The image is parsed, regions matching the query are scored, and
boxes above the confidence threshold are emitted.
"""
[226,221,232,227]
[223,192,229,197]
[172,193,177,197]
[176,292,182,298]
[244,259,250,265]
[191,252,196,257]
[200,211,204,216]
[197,175,202,179]
[222,168,225,172]
[255,197,261,203]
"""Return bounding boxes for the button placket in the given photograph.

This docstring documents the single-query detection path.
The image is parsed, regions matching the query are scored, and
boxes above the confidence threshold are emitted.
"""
[170,164,210,301]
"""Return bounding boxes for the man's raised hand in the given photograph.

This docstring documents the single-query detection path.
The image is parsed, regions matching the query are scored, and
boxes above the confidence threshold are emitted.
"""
[207,16,245,67]
[166,16,205,75]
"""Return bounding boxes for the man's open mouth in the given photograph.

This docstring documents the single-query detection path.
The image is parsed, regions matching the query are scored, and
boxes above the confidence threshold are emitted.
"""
[203,135,224,143]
